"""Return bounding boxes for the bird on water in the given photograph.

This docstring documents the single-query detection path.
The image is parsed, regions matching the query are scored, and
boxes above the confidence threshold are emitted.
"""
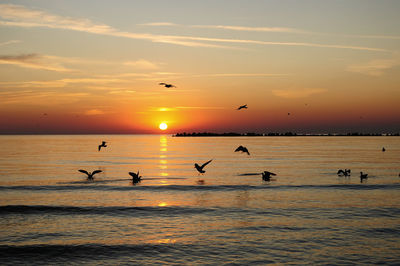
[262,171,276,181]
[129,171,142,184]
[235,145,250,155]
[337,169,351,177]
[98,141,107,151]
[78,169,102,180]
[194,159,213,174]
[360,172,368,182]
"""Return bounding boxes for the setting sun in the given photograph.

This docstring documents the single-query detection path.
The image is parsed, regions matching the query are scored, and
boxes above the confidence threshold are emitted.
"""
[159,122,168,130]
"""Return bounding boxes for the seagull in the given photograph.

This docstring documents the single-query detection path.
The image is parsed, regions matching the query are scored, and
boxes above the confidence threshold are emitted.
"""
[78,169,102,180]
[194,159,212,174]
[98,141,107,151]
[360,172,368,182]
[235,145,250,155]
[159,82,176,88]
[129,171,142,184]
[382,147,386,152]
[237,104,247,110]
[262,171,276,181]
[337,169,351,177]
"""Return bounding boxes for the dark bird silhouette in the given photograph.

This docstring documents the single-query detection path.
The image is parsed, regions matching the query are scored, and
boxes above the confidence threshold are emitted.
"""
[235,145,250,155]
[78,169,102,180]
[360,172,368,182]
[98,141,107,151]
[237,104,247,110]
[382,147,386,152]
[194,159,212,174]
[129,171,142,183]
[159,82,176,88]
[337,169,351,177]
[262,171,276,181]
[288,112,291,116]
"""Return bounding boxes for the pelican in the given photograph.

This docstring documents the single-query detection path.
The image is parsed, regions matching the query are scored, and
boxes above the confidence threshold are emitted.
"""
[129,171,142,183]
[194,159,212,174]
[237,104,247,110]
[159,82,176,88]
[360,172,368,182]
[262,171,276,181]
[98,141,107,151]
[235,145,250,155]
[78,169,102,180]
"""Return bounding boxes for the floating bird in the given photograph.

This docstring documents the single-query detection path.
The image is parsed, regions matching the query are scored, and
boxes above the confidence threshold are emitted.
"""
[235,145,250,155]
[337,169,351,177]
[129,171,142,183]
[288,112,291,116]
[78,169,102,180]
[382,147,386,152]
[262,171,276,181]
[159,82,176,88]
[360,172,368,182]
[237,104,247,110]
[98,141,107,151]
[194,159,213,174]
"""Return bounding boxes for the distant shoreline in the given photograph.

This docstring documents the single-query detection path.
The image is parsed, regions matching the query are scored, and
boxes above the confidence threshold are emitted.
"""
[174,132,400,137]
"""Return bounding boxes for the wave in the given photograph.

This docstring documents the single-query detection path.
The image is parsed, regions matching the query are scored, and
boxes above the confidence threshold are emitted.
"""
[0,183,399,192]
[1,205,400,219]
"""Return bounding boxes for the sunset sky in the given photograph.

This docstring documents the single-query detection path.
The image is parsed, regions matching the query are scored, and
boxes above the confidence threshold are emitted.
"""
[0,0,399,134]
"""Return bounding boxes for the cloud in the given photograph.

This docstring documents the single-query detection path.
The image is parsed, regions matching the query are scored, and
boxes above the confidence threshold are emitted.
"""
[0,39,21,46]
[84,109,106,115]
[124,59,160,70]
[346,59,398,76]
[192,24,308,34]
[0,4,386,52]
[0,53,73,72]
[272,88,327,98]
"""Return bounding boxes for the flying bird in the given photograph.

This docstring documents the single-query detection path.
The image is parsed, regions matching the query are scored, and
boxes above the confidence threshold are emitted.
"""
[360,172,368,182]
[129,171,142,184]
[98,141,107,151]
[235,145,250,155]
[194,159,213,174]
[78,169,102,180]
[262,171,276,181]
[159,82,176,88]
[337,169,351,177]
[237,104,248,110]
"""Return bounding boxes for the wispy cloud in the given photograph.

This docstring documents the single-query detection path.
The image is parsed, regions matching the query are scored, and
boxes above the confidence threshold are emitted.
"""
[0,53,73,72]
[84,109,106,115]
[0,39,21,46]
[0,4,386,52]
[124,59,161,70]
[272,88,327,98]
[346,59,399,76]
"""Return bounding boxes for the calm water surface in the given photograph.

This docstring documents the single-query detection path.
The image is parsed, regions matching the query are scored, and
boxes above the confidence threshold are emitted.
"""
[0,135,399,265]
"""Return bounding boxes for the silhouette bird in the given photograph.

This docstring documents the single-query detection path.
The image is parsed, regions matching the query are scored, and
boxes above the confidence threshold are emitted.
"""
[159,82,176,88]
[382,147,386,152]
[360,172,368,182]
[194,159,213,174]
[237,104,247,110]
[98,141,107,151]
[262,171,276,181]
[288,112,291,116]
[337,169,351,177]
[129,171,142,183]
[78,169,102,180]
[235,145,250,155]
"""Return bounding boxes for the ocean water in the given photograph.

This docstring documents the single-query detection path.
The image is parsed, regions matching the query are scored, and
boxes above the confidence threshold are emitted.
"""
[0,135,399,265]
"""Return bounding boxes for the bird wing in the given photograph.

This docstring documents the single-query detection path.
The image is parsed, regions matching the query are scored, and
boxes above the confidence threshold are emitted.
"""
[244,148,250,155]
[98,145,102,151]
[128,172,136,177]
[159,82,166,85]
[92,170,102,176]
[235,146,243,152]
[265,171,276,176]
[78,169,89,176]
[102,141,106,145]
[201,159,213,168]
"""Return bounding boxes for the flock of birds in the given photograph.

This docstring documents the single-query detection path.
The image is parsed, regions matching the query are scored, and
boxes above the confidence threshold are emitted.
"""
[77,86,395,184]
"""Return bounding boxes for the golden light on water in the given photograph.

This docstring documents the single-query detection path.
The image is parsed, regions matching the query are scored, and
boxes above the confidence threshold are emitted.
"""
[159,123,168,130]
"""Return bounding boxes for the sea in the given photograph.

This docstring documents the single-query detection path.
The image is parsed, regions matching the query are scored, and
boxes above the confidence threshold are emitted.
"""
[0,135,399,265]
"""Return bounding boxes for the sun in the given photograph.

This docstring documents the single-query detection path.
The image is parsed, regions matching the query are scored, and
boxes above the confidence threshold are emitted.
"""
[159,122,168,130]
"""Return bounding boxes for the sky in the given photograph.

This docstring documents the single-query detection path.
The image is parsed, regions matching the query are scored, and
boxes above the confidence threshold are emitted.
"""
[0,0,399,134]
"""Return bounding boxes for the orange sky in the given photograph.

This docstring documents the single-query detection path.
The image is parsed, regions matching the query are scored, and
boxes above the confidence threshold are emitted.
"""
[0,1,399,134]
